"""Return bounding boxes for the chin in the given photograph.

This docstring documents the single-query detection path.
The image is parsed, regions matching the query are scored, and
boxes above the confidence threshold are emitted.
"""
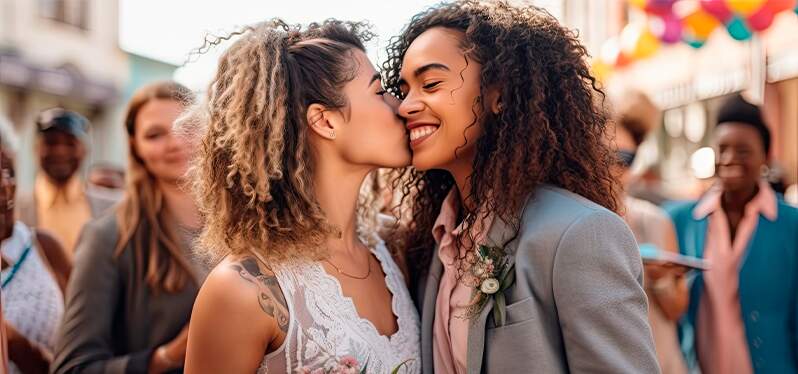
[411,157,438,171]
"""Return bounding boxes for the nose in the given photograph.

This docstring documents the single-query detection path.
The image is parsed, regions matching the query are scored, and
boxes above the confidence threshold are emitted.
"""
[398,91,424,119]
[718,149,737,165]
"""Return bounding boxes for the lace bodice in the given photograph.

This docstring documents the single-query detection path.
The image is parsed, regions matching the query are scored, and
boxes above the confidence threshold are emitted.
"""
[258,234,420,373]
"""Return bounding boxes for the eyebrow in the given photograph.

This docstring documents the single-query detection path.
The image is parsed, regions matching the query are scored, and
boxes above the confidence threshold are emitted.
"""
[398,62,451,87]
[413,63,450,77]
[369,73,381,87]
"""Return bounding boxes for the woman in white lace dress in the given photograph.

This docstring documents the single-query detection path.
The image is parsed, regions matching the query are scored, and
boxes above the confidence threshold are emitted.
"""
[184,19,420,374]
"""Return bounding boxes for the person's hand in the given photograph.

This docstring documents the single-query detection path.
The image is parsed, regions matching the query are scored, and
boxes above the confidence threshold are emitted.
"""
[148,325,189,374]
[3,322,24,347]
[644,262,689,282]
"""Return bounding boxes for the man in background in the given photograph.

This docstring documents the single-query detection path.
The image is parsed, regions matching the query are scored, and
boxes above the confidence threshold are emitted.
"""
[17,108,118,256]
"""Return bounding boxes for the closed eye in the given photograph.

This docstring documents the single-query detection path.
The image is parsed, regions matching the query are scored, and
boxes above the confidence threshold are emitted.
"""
[423,81,442,90]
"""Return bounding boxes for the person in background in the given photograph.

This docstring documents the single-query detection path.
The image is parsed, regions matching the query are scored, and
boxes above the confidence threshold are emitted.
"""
[668,94,798,374]
[17,109,118,255]
[611,90,688,374]
[52,81,204,374]
[1,114,71,374]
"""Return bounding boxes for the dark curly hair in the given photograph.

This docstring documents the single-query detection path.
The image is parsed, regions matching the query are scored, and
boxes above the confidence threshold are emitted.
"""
[383,0,620,281]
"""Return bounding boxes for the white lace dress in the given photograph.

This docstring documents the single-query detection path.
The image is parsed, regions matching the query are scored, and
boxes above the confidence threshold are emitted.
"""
[257,234,420,374]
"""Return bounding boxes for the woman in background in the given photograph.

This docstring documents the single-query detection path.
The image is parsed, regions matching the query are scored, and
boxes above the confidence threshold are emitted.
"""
[52,81,204,374]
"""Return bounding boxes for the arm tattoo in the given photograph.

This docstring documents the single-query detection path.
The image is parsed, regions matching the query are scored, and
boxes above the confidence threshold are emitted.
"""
[231,258,290,332]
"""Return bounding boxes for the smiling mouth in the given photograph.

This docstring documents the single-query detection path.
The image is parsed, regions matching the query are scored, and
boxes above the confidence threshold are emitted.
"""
[718,165,745,179]
[409,125,438,147]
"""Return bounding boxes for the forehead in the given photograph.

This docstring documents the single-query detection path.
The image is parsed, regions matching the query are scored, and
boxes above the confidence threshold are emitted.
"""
[41,130,78,143]
[401,27,465,77]
[714,122,763,146]
[349,49,376,81]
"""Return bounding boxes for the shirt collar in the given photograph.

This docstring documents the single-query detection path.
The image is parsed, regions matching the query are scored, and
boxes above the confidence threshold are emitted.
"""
[432,188,461,245]
[693,179,778,222]
[35,173,85,207]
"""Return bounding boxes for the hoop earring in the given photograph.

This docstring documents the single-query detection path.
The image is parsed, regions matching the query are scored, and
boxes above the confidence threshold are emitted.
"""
[760,164,770,178]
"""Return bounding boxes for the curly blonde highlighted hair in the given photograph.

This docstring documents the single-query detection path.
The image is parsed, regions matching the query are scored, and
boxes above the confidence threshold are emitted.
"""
[186,19,377,263]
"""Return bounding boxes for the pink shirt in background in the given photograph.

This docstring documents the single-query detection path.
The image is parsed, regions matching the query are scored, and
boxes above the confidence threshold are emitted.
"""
[431,189,492,374]
[692,181,778,374]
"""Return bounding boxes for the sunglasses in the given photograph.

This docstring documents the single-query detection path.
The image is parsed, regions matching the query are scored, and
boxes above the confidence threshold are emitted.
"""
[617,150,636,168]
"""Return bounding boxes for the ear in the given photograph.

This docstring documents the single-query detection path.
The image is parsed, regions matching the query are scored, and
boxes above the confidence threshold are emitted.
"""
[486,86,502,115]
[306,103,337,140]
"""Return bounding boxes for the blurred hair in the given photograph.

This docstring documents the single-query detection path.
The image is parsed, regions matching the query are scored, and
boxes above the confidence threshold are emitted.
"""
[612,89,660,146]
[716,93,771,155]
[115,80,196,293]
[0,114,18,156]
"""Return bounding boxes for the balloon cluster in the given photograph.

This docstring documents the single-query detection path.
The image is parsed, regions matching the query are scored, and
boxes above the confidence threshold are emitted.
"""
[592,0,798,80]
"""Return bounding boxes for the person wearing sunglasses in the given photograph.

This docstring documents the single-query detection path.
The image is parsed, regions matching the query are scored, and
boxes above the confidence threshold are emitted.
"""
[611,90,688,374]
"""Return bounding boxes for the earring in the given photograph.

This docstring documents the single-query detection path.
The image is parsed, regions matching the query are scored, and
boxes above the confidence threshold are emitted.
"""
[329,130,336,139]
[760,164,770,178]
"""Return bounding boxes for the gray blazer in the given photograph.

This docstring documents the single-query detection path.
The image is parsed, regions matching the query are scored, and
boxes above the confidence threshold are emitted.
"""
[416,186,659,374]
[51,213,200,374]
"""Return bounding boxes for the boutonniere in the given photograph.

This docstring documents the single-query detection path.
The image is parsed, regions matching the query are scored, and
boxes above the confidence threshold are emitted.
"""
[462,244,516,327]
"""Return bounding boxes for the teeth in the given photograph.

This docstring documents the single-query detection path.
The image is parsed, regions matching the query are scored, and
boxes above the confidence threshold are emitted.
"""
[409,126,438,141]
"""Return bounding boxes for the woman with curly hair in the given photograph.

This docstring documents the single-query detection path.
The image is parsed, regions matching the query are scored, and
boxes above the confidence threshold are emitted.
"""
[184,20,420,373]
[383,1,658,373]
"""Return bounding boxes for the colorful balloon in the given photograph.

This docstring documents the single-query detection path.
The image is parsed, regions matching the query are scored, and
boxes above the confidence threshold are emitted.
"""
[682,8,721,39]
[726,16,753,40]
[748,5,775,31]
[686,39,706,48]
[590,59,613,81]
[726,0,766,16]
[646,0,677,15]
[628,0,648,9]
[701,0,733,22]
[621,23,661,59]
[659,13,682,44]
[765,0,797,13]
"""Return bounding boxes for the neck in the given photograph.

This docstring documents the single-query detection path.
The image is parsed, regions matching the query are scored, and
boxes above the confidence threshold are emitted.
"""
[44,172,75,189]
[158,180,200,230]
[312,155,370,256]
[722,183,759,214]
[447,154,476,213]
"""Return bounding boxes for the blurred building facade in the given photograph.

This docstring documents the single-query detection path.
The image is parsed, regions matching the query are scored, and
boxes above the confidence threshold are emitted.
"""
[552,0,798,200]
[0,0,179,192]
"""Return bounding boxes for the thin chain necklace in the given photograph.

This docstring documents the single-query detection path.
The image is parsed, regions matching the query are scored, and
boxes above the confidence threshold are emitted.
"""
[324,255,372,280]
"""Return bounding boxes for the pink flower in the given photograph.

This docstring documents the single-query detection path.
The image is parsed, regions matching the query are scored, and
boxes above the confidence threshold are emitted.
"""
[338,355,359,368]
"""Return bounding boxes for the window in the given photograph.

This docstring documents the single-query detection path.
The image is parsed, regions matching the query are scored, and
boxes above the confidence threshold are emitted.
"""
[40,0,89,30]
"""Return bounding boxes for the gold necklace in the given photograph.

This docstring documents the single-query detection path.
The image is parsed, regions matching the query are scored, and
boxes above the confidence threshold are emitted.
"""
[324,256,372,280]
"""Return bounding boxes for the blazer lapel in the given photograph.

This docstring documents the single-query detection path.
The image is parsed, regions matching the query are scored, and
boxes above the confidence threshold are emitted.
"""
[466,215,519,374]
[421,246,444,374]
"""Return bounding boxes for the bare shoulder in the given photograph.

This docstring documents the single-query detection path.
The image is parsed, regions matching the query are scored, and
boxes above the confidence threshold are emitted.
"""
[197,255,290,333]
[187,255,290,372]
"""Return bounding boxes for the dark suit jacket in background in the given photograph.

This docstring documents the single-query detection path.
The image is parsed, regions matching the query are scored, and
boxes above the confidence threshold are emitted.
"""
[51,213,200,374]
